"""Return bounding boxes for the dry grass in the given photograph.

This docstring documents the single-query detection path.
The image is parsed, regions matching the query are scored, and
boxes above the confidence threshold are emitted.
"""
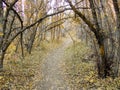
[0,40,62,90]
[64,41,120,90]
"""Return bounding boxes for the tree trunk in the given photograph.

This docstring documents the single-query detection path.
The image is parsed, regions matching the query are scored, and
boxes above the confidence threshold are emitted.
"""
[112,0,120,77]
[0,51,5,70]
[97,38,108,78]
[0,0,3,34]
[27,27,37,54]
[0,0,4,70]
[67,0,118,78]
[88,0,110,78]
[0,0,3,19]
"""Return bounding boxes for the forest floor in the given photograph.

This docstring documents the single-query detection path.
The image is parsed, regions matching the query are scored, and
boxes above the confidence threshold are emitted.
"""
[1,37,120,90]
[35,38,73,90]
[64,41,120,90]
[0,39,65,90]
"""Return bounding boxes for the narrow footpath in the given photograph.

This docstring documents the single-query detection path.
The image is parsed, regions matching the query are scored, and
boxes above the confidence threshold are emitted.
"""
[36,39,72,90]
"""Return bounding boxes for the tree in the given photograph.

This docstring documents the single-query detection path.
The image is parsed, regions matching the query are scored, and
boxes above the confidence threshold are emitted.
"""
[67,0,119,78]
[0,0,3,69]
[112,0,120,77]
[0,0,73,70]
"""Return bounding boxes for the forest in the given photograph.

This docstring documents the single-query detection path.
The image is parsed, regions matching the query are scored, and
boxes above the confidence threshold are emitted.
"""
[0,0,120,90]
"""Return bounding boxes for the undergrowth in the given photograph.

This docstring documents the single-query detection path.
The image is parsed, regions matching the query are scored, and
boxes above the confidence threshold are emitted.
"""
[64,41,120,90]
[0,40,61,90]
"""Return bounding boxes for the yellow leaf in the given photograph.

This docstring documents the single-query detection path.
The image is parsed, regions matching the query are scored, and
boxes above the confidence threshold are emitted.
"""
[0,32,3,36]
[89,79,94,83]
[0,76,3,79]
[100,45,104,55]
[97,88,103,90]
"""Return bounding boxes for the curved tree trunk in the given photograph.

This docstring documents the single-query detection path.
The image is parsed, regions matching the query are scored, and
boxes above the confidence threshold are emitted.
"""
[67,0,119,78]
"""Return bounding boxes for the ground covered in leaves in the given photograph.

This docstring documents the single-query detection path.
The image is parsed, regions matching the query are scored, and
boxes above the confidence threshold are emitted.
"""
[64,41,120,90]
[1,39,120,90]
[36,38,72,90]
[0,41,61,90]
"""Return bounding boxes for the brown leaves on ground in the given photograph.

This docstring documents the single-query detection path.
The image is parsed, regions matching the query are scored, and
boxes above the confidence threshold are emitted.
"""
[0,41,61,90]
[64,41,120,90]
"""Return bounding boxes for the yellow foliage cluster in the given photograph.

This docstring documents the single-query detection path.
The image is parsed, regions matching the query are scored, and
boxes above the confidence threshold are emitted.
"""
[6,43,16,60]
[7,43,16,53]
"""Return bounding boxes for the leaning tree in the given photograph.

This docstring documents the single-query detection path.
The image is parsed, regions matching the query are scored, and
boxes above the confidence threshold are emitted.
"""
[67,0,120,78]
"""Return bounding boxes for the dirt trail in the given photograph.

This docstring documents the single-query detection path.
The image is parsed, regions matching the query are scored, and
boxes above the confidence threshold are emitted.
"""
[36,39,72,90]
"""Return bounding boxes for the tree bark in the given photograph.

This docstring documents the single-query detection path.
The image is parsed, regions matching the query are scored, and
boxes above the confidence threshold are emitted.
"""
[0,0,3,19]
[27,27,37,54]
[67,0,117,78]
[0,51,5,70]
[0,0,3,70]
[112,0,120,77]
